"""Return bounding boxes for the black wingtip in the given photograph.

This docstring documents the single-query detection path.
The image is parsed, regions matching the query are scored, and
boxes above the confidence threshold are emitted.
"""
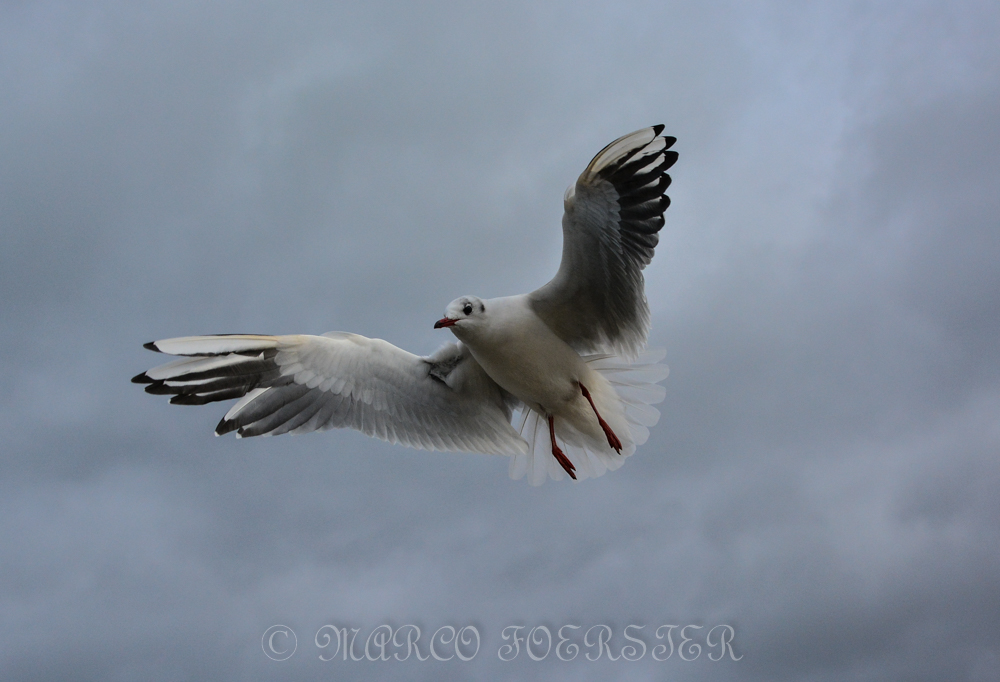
[652,124,665,136]
[662,135,677,150]
[143,341,160,352]
[215,418,239,436]
[169,395,199,405]
[131,372,153,384]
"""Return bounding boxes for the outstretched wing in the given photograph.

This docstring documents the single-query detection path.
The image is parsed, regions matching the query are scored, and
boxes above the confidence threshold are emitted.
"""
[132,334,527,456]
[529,126,677,358]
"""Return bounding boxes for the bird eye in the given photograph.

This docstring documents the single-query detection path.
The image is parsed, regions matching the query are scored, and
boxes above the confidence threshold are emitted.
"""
[463,303,473,316]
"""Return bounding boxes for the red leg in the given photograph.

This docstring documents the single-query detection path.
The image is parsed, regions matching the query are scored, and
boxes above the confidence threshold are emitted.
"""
[579,383,622,453]
[548,415,577,480]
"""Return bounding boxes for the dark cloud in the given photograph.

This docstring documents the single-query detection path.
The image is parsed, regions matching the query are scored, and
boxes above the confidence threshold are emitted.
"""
[2,1,998,680]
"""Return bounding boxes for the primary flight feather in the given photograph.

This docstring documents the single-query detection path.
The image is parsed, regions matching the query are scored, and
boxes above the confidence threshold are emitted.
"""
[134,126,677,485]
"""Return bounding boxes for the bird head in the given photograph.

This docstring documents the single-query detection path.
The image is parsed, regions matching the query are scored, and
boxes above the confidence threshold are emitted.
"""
[434,296,487,337]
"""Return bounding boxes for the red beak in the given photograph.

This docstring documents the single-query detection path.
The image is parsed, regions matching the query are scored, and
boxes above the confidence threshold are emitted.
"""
[434,317,457,329]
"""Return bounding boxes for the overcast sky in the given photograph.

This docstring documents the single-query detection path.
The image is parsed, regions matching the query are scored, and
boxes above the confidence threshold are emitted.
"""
[2,1,999,680]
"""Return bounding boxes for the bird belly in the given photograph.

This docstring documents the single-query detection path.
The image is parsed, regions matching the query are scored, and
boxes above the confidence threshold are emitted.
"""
[466,332,623,449]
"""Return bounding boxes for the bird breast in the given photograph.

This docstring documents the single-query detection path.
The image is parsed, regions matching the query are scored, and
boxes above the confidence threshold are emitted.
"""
[461,297,589,415]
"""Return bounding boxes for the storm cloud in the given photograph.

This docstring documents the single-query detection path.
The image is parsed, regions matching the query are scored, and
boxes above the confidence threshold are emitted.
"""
[2,1,998,679]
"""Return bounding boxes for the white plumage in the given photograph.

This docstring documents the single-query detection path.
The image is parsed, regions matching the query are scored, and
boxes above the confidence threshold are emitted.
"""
[135,126,677,485]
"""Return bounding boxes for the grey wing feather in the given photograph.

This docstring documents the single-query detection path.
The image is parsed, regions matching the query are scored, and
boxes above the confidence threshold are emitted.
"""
[529,126,676,358]
[132,334,527,456]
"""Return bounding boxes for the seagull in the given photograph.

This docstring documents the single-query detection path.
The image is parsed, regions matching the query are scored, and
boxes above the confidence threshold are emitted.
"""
[133,126,676,485]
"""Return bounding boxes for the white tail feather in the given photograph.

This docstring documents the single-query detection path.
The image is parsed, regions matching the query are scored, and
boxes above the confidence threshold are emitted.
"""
[508,348,668,485]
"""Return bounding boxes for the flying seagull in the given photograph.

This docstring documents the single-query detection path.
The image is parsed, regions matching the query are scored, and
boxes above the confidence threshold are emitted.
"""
[133,126,676,485]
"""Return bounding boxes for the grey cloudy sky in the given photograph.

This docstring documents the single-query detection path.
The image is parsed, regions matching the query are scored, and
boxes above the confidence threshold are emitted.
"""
[2,1,999,680]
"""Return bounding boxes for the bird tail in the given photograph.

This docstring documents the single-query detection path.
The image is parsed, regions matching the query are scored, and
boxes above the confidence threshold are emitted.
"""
[508,348,668,485]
